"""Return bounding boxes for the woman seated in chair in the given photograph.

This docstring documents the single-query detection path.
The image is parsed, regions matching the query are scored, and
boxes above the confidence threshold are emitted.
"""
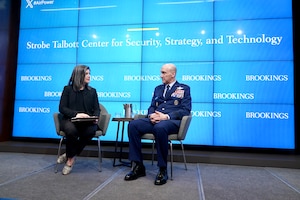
[57,64,100,175]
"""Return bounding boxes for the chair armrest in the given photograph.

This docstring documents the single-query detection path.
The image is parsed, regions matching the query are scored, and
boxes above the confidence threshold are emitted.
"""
[177,115,192,140]
[98,113,111,135]
[53,113,61,135]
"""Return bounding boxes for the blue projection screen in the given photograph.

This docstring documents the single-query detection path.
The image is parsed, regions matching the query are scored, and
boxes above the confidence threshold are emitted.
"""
[13,0,294,149]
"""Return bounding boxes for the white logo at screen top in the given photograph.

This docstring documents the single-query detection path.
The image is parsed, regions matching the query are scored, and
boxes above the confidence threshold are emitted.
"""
[26,0,33,8]
[25,0,55,9]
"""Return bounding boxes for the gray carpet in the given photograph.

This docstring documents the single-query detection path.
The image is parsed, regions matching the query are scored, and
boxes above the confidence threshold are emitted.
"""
[0,152,300,200]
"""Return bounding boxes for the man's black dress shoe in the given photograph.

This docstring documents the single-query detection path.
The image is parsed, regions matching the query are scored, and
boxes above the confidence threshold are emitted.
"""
[154,168,168,185]
[124,164,146,181]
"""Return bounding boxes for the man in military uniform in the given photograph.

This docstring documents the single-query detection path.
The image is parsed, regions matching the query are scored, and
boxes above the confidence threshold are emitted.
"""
[124,63,192,185]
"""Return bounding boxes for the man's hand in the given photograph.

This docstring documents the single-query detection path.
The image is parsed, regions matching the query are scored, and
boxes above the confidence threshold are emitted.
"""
[149,111,169,124]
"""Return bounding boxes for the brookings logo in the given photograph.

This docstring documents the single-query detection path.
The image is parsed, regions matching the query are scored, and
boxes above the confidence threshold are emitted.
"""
[26,0,54,9]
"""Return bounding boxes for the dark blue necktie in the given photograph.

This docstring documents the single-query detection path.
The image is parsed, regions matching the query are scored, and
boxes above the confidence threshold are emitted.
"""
[163,85,170,97]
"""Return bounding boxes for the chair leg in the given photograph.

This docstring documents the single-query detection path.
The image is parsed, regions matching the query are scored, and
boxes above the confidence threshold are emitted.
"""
[151,140,155,165]
[97,137,102,172]
[55,137,64,173]
[180,141,187,170]
[169,140,173,180]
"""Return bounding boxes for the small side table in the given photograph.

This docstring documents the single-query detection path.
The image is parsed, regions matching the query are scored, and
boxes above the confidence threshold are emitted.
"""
[112,117,133,167]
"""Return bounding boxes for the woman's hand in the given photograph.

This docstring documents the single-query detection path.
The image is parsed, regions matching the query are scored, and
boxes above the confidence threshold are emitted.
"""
[76,113,90,118]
